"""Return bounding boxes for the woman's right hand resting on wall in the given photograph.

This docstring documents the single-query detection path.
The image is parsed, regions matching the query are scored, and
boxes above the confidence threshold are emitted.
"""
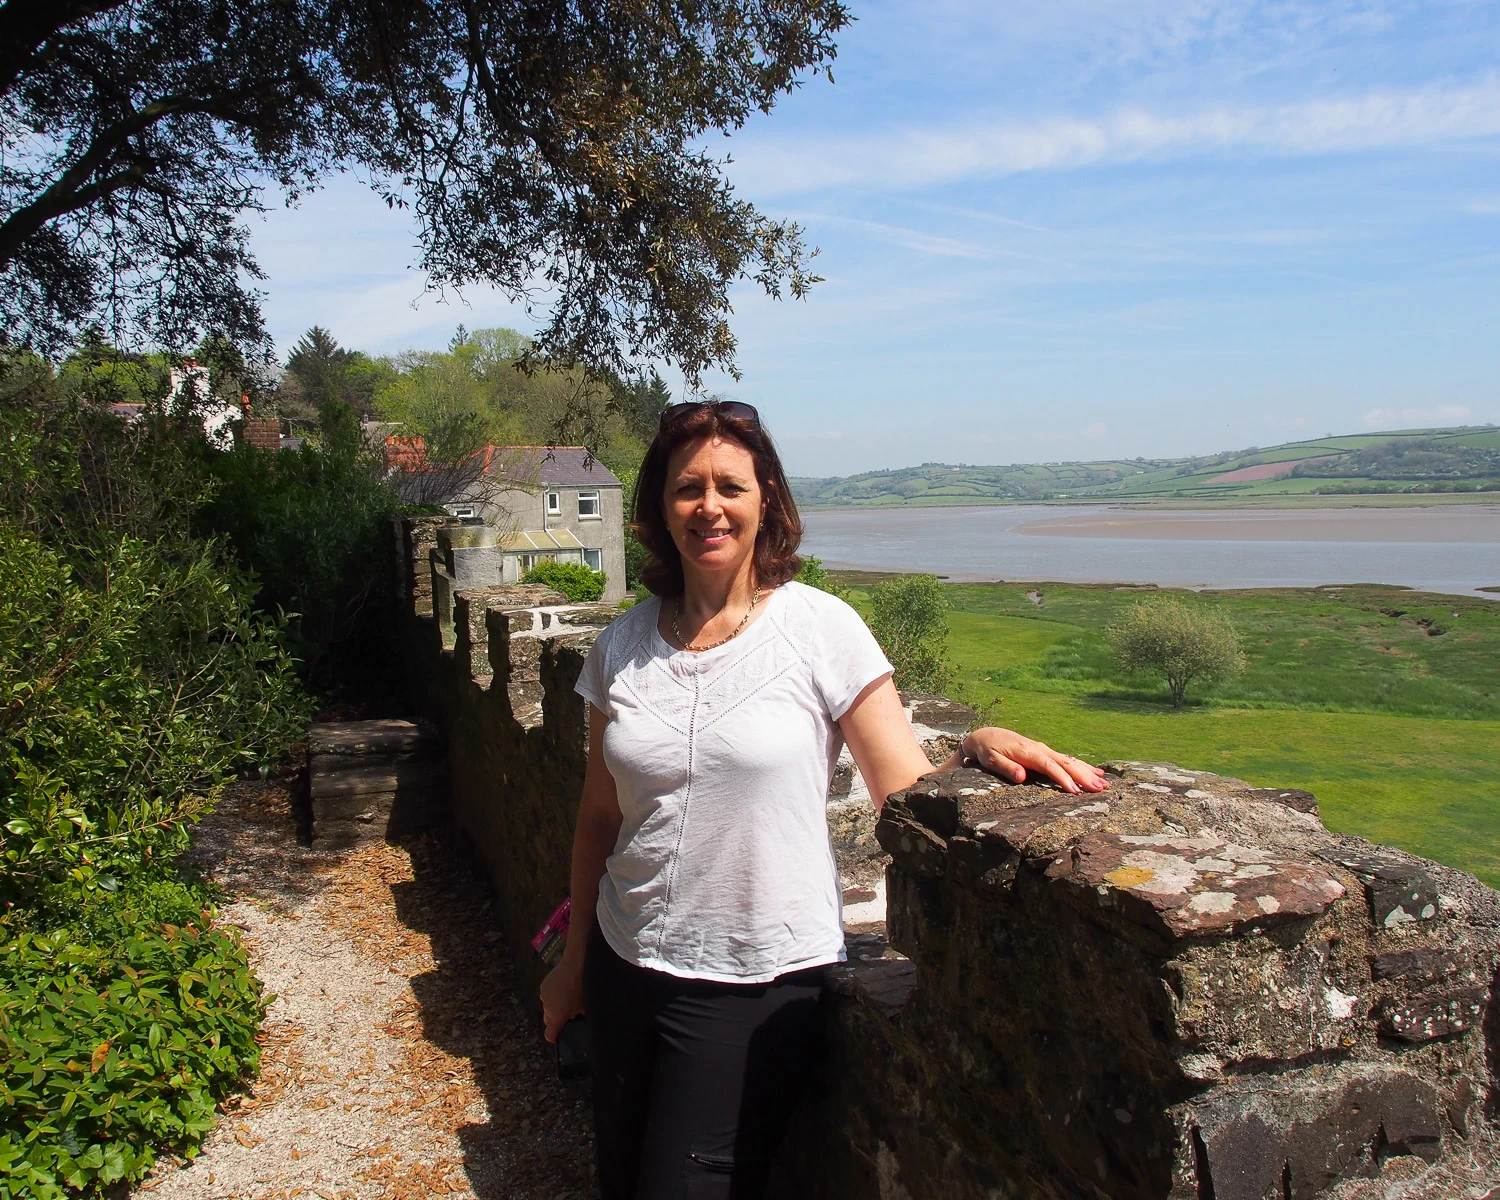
[839,675,1106,811]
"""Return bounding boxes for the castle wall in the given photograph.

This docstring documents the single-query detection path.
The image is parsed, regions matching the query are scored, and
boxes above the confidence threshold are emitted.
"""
[388,515,1500,1199]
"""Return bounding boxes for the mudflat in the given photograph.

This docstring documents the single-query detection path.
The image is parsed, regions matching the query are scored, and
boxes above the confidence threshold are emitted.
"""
[1015,505,1500,543]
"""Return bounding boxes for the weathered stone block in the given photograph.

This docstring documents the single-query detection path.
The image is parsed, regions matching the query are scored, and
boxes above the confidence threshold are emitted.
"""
[308,719,435,757]
[430,556,457,649]
[1047,831,1345,940]
[454,586,563,680]
[307,755,445,798]
[311,791,392,824]
[1323,851,1442,930]
[507,635,544,682]
[904,693,974,735]
[865,762,1500,1199]
[547,603,617,629]
[307,716,446,847]
[1378,986,1488,1043]
[394,516,448,615]
[1183,1068,1442,1200]
[827,759,854,798]
[1372,947,1458,982]
[1244,785,1320,815]
[874,808,949,879]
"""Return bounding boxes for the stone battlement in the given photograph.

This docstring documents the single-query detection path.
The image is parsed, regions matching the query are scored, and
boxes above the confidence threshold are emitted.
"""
[387,515,1500,1199]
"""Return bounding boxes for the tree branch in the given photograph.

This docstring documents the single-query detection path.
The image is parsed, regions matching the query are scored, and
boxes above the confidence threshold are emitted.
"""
[0,88,270,269]
[0,0,125,95]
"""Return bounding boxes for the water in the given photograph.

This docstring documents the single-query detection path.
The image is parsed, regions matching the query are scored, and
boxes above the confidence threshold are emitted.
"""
[799,504,1500,599]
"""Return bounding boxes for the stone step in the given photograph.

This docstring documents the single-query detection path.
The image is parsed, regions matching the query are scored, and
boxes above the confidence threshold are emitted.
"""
[310,789,439,842]
[308,719,438,757]
[308,755,446,799]
[311,788,442,822]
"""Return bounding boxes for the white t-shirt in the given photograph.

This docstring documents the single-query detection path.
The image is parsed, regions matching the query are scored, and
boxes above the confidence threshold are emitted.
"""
[574,581,894,984]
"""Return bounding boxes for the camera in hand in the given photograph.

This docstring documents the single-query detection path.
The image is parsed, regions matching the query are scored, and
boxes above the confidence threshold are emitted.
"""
[556,1016,590,1083]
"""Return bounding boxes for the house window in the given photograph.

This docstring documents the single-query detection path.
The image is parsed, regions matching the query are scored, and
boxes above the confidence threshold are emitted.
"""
[445,504,476,519]
[583,548,603,572]
[545,491,561,515]
[577,490,601,518]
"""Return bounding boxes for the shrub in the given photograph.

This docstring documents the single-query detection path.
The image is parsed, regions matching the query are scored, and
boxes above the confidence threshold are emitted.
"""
[0,349,301,1191]
[624,529,651,596]
[523,559,606,602]
[197,400,403,695]
[869,574,951,693]
[0,893,266,1198]
[1107,595,1247,707]
[0,525,308,912]
[617,464,651,596]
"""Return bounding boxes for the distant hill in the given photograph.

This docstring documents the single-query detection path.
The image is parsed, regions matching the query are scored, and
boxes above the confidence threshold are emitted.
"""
[788,426,1500,507]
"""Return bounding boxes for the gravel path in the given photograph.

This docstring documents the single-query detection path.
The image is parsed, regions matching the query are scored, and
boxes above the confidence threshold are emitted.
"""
[136,780,595,1200]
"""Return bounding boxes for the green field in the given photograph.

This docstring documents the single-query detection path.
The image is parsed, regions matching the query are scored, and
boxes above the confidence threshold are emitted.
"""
[794,424,1500,507]
[850,578,1500,886]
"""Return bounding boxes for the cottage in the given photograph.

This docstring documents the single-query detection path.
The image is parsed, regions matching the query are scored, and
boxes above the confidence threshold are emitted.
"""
[447,446,626,603]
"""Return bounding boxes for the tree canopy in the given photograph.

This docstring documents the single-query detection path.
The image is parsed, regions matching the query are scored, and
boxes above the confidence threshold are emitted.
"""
[0,0,849,377]
[869,574,953,694]
[369,325,668,478]
[1107,596,1247,708]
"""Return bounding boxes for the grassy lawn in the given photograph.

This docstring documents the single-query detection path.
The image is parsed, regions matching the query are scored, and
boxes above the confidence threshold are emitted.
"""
[850,579,1500,887]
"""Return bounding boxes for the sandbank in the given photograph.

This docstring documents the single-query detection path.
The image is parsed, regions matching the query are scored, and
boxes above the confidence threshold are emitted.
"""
[1014,506,1500,544]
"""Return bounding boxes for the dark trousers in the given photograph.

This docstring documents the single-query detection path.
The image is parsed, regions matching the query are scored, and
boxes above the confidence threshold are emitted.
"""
[583,925,827,1200]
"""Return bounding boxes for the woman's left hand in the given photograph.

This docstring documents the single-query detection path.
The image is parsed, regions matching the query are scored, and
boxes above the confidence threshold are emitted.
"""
[961,728,1107,795]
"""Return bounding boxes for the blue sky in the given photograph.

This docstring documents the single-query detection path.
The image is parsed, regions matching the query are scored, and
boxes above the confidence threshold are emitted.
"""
[251,0,1500,477]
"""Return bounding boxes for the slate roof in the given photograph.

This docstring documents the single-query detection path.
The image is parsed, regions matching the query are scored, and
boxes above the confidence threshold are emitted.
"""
[504,446,623,488]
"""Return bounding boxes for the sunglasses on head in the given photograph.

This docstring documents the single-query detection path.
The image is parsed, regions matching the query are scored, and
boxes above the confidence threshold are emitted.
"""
[658,400,760,429]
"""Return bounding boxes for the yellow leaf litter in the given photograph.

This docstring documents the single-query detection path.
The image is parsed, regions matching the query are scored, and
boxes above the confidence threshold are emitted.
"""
[137,778,594,1200]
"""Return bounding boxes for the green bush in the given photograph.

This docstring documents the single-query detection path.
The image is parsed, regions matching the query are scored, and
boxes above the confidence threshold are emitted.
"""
[617,464,651,596]
[1106,595,1247,708]
[795,556,850,601]
[0,348,303,1191]
[0,524,308,912]
[197,400,403,695]
[0,891,266,1198]
[869,574,951,693]
[523,558,606,602]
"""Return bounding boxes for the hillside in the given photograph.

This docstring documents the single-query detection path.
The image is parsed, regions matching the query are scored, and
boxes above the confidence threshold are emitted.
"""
[789,426,1500,507]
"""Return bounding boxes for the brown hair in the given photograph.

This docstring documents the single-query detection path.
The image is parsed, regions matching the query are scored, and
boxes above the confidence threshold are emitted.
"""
[632,404,803,597]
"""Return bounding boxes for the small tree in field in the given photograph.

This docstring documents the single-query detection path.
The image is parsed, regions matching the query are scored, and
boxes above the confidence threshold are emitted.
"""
[869,574,951,694]
[1107,596,1246,708]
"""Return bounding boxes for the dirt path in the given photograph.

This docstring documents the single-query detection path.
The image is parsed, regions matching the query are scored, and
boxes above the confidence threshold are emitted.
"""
[137,781,595,1200]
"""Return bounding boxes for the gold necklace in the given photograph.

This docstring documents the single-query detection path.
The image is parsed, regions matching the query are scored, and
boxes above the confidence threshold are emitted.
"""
[673,586,763,652]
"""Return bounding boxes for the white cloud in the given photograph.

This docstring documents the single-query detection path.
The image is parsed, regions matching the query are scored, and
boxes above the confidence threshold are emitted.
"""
[804,215,997,260]
[735,77,1500,195]
[1360,404,1473,429]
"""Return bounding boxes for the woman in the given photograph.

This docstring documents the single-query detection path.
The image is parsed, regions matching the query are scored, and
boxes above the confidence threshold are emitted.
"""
[541,400,1105,1198]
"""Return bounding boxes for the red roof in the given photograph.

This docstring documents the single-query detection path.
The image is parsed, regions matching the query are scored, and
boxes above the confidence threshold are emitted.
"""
[383,435,428,471]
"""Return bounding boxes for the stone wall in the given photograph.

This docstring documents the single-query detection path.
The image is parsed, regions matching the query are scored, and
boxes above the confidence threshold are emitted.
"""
[390,515,1500,1199]
[810,765,1500,1199]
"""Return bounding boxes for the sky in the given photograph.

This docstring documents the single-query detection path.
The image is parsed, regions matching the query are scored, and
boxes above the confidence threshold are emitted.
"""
[250,0,1500,478]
